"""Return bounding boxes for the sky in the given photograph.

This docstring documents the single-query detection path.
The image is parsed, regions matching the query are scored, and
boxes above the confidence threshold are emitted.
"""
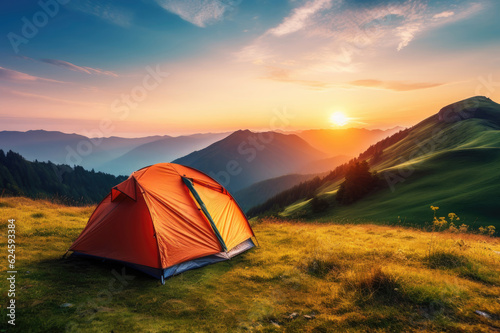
[0,0,499,137]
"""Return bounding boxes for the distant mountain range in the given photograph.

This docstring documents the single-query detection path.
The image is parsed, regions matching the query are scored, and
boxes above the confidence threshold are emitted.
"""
[0,126,404,205]
[173,130,327,192]
[0,130,229,176]
[0,130,162,168]
[249,96,500,227]
[96,133,230,176]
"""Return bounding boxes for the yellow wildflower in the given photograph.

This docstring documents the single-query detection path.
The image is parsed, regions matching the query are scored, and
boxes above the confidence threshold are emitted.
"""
[459,224,469,233]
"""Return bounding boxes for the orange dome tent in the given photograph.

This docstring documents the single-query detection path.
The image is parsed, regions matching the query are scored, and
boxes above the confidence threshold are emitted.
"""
[67,163,256,283]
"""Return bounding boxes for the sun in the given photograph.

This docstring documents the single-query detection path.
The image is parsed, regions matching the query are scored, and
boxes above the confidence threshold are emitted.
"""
[329,112,349,127]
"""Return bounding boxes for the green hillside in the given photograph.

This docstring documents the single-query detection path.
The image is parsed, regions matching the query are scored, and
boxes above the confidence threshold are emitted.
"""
[251,96,500,228]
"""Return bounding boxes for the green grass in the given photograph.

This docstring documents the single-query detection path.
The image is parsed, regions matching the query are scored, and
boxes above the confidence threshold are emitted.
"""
[1,197,500,332]
[313,147,500,228]
[301,147,500,228]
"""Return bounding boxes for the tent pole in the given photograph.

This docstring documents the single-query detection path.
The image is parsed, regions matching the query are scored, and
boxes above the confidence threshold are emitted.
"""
[182,177,228,252]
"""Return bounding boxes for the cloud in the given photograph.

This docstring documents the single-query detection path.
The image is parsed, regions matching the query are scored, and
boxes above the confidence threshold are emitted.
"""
[236,0,483,82]
[155,0,239,27]
[262,66,331,90]
[40,59,118,77]
[0,67,64,83]
[349,79,445,91]
[67,0,133,27]
[433,11,454,19]
[396,23,422,51]
[268,0,332,36]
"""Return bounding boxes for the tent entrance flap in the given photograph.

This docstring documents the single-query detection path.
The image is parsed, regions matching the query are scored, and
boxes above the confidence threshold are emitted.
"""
[182,177,227,252]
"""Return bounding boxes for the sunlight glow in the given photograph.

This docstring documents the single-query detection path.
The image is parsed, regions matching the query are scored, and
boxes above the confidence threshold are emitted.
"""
[329,112,349,127]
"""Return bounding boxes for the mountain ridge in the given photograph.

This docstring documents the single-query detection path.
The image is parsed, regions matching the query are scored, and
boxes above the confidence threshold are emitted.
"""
[173,130,327,192]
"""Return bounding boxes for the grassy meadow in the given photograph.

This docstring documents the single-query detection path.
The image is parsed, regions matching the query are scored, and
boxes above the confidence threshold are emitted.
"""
[1,197,500,332]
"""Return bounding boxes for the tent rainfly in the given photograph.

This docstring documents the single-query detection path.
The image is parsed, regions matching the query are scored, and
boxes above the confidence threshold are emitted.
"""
[67,163,256,284]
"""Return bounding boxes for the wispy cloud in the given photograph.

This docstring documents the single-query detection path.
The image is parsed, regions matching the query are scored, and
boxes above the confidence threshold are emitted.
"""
[433,11,455,19]
[40,59,118,77]
[237,0,484,84]
[268,0,332,36]
[262,66,330,90]
[0,67,64,83]
[67,0,133,27]
[155,0,239,27]
[396,23,422,51]
[349,79,445,91]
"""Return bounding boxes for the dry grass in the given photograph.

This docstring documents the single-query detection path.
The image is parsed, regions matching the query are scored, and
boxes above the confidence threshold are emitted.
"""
[0,197,499,332]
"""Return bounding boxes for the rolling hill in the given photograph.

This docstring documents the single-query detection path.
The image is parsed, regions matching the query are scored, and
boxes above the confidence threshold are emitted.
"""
[249,96,500,228]
[173,130,327,192]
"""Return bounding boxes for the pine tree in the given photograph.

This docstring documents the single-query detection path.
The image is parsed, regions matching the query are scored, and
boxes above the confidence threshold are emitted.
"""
[336,160,379,205]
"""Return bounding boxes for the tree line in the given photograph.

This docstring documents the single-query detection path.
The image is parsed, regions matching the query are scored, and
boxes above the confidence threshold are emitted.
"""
[0,150,127,205]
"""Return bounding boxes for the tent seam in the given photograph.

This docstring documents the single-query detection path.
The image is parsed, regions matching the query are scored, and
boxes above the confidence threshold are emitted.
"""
[136,183,165,271]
